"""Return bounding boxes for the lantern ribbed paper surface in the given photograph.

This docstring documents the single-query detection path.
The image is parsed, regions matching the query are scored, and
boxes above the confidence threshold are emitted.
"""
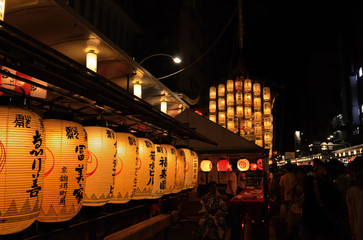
[148,145,167,199]
[109,132,138,204]
[173,149,185,193]
[133,138,154,200]
[83,126,117,207]
[161,144,177,195]
[0,106,45,235]
[191,151,199,188]
[181,148,193,190]
[38,119,87,222]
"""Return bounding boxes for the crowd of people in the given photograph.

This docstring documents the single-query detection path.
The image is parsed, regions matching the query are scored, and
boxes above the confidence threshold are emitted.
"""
[271,157,363,240]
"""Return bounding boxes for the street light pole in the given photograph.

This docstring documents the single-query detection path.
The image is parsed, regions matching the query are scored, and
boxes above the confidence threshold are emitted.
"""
[139,53,181,65]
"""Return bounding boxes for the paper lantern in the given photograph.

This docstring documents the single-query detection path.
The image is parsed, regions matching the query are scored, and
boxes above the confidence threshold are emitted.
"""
[254,97,261,110]
[253,83,261,96]
[218,98,225,111]
[226,93,234,106]
[244,93,252,106]
[255,126,263,136]
[244,79,252,92]
[190,151,199,188]
[245,120,252,129]
[264,102,272,115]
[209,114,216,123]
[0,0,4,21]
[133,82,142,98]
[38,119,87,223]
[160,99,167,114]
[218,84,225,97]
[235,92,243,105]
[0,106,45,235]
[218,111,226,124]
[83,126,117,206]
[133,138,155,199]
[200,160,212,172]
[217,160,230,171]
[182,149,194,190]
[86,49,97,72]
[109,132,138,204]
[161,144,177,194]
[148,145,167,198]
[227,119,235,132]
[173,149,186,193]
[244,107,252,119]
[250,163,258,171]
[209,100,216,113]
[254,111,262,122]
[264,116,272,130]
[227,107,234,119]
[209,86,217,99]
[263,87,271,101]
[237,159,250,171]
[226,79,234,92]
[236,106,243,117]
[264,131,273,142]
[235,77,243,91]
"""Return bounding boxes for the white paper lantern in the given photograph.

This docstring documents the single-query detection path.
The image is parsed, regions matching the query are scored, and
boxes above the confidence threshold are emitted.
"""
[0,106,45,235]
[236,106,243,117]
[254,97,261,110]
[182,149,194,190]
[235,92,243,105]
[190,151,199,188]
[226,93,234,106]
[227,119,235,132]
[244,107,252,119]
[264,102,272,115]
[83,126,117,207]
[209,100,217,113]
[200,160,212,172]
[148,144,167,199]
[244,79,252,92]
[218,98,225,111]
[237,159,250,171]
[109,132,138,204]
[218,112,226,124]
[209,86,217,100]
[173,149,186,193]
[263,87,271,101]
[226,80,234,92]
[253,83,261,96]
[218,84,225,97]
[209,114,216,123]
[227,107,235,119]
[244,93,252,106]
[38,119,87,223]
[161,144,177,194]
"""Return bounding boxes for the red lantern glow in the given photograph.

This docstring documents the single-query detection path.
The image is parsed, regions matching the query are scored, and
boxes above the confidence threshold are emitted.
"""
[250,163,257,171]
[217,160,230,171]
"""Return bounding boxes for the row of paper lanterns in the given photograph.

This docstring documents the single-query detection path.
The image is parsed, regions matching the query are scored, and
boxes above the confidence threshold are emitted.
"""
[0,106,198,235]
[200,158,263,172]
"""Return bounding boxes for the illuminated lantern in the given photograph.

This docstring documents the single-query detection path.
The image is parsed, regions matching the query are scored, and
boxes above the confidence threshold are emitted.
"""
[244,107,252,119]
[38,119,87,223]
[245,120,252,129]
[0,0,4,21]
[227,107,234,119]
[227,119,235,132]
[250,163,257,171]
[235,92,243,105]
[191,151,199,188]
[217,160,230,171]
[0,106,44,235]
[209,114,216,123]
[226,79,234,92]
[254,111,262,122]
[264,116,272,130]
[182,149,194,190]
[257,159,263,170]
[255,126,263,136]
[173,149,186,193]
[209,86,217,99]
[237,159,250,171]
[218,112,226,124]
[218,98,225,111]
[86,49,97,72]
[236,106,243,117]
[161,144,177,194]
[264,131,273,143]
[218,84,225,97]
[109,132,138,204]
[253,97,261,110]
[200,160,212,172]
[226,93,234,106]
[209,100,216,113]
[255,139,263,147]
[235,77,243,91]
[263,87,271,101]
[160,99,167,114]
[149,145,167,198]
[244,93,252,106]
[244,78,252,92]
[133,138,155,199]
[263,102,272,115]
[83,126,117,206]
[133,82,142,98]
[253,83,261,96]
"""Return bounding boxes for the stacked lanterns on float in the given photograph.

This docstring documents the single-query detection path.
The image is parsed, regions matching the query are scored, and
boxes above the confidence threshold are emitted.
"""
[209,76,274,153]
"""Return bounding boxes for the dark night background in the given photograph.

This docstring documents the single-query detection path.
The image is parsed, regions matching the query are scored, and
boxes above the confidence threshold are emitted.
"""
[123,0,346,154]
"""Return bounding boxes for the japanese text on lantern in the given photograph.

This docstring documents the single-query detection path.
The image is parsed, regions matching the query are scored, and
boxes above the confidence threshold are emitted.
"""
[66,126,79,139]
[14,114,31,128]
[130,145,139,198]
[73,144,86,203]
[59,166,68,205]
[27,129,43,197]
[110,140,117,194]
[147,141,155,186]
[157,146,167,190]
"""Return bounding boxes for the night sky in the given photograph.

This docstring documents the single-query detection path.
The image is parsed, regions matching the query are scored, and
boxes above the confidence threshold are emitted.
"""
[129,0,346,154]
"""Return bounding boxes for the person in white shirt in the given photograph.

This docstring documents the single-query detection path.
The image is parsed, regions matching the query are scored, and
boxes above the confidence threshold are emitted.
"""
[226,163,238,199]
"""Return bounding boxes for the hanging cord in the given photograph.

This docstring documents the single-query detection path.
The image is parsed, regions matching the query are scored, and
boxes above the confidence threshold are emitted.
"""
[158,8,238,80]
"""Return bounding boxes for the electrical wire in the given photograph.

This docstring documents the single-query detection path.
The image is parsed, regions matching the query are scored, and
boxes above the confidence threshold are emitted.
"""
[157,7,238,80]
